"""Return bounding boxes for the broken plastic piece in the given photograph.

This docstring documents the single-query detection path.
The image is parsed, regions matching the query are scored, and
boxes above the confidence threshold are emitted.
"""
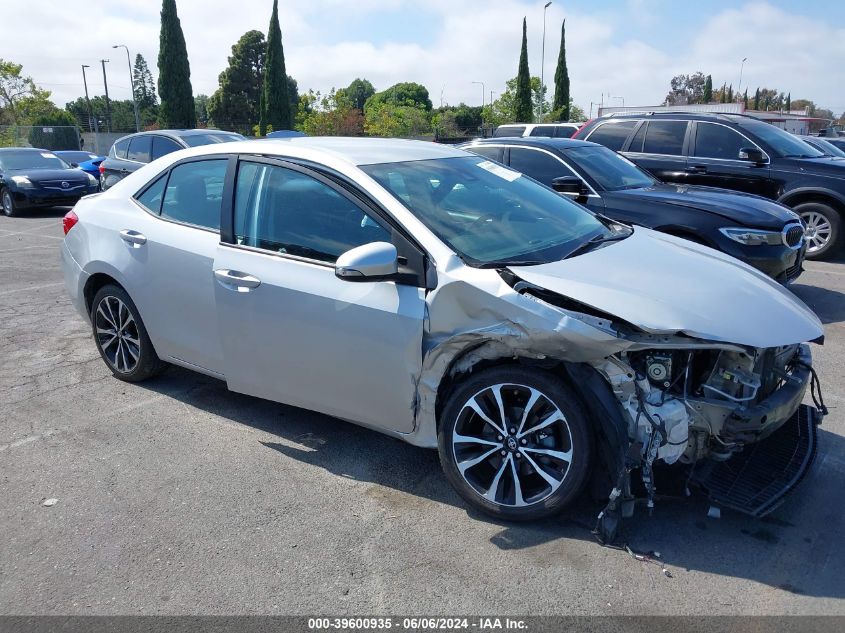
[41,498,58,507]
[707,505,721,519]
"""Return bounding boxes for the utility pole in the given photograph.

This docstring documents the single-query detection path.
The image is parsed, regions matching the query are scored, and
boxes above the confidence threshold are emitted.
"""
[737,57,748,97]
[113,45,140,132]
[81,65,99,135]
[539,1,552,123]
[100,59,112,133]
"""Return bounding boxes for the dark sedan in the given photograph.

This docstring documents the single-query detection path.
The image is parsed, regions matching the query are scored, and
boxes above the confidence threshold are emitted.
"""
[0,148,99,217]
[461,137,806,283]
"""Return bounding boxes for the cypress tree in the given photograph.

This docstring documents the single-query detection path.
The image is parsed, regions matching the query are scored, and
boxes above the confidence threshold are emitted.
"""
[743,88,748,109]
[157,0,196,128]
[260,0,290,134]
[727,84,733,102]
[703,75,712,103]
[753,88,760,110]
[552,20,570,121]
[786,92,791,112]
[515,17,533,123]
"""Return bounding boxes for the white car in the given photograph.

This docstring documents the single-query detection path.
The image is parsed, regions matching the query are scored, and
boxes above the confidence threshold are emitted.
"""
[493,123,581,139]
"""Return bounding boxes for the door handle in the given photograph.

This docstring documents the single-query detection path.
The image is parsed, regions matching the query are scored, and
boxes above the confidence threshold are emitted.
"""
[685,165,707,174]
[214,269,261,290]
[119,229,147,245]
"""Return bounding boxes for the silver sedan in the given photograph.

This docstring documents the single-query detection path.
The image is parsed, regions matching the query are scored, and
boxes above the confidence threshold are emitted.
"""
[61,138,825,540]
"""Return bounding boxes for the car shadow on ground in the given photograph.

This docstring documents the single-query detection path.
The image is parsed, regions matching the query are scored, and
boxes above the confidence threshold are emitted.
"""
[791,282,845,325]
[138,366,845,599]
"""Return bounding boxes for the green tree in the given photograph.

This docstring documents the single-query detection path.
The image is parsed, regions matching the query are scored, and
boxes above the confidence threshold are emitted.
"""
[743,88,748,109]
[364,103,430,137]
[432,103,482,138]
[665,72,706,105]
[28,111,79,150]
[552,20,570,120]
[703,75,713,103]
[753,88,760,110]
[66,96,137,132]
[365,82,432,112]
[157,0,196,128]
[260,0,290,135]
[208,30,265,133]
[133,54,157,110]
[195,94,209,125]
[515,18,533,122]
[786,92,791,112]
[0,59,46,125]
[340,78,375,111]
[486,76,546,124]
[727,84,734,102]
[297,89,364,136]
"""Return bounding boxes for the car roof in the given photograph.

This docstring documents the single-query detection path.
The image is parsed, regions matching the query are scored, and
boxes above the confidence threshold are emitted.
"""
[598,111,763,126]
[160,136,468,166]
[114,129,245,142]
[0,147,49,153]
[467,137,597,151]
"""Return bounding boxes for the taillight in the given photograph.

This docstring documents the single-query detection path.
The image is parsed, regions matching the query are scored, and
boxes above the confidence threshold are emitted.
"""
[573,118,594,138]
[62,210,79,235]
[99,163,105,175]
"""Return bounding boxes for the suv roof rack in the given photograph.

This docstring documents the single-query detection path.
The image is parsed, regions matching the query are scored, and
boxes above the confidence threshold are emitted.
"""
[603,110,761,123]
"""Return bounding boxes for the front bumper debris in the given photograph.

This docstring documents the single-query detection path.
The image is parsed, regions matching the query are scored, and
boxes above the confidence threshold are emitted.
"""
[691,403,820,517]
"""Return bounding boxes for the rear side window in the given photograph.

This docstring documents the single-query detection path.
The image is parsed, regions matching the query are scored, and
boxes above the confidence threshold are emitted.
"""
[151,136,183,161]
[554,126,577,138]
[529,126,555,137]
[642,121,688,155]
[494,126,525,138]
[466,146,503,162]
[628,122,647,153]
[233,161,391,262]
[509,148,575,186]
[586,121,637,151]
[111,138,130,159]
[693,123,749,160]
[135,174,167,214]
[160,159,228,230]
[127,136,152,163]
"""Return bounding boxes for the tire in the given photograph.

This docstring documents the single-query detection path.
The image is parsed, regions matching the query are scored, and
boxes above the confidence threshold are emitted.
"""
[91,284,164,382]
[2,187,19,217]
[438,365,592,521]
[796,201,842,260]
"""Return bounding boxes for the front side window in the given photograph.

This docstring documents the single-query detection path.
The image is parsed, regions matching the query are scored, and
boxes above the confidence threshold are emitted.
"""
[739,120,823,158]
[135,174,167,214]
[234,162,391,263]
[508,147,575,186]
[642,121,688,155]
[565,146,655,191]
[694,123,750,160]
[362,156,609,266]
[586,121,637,151]
[127,136,152,163]
[160,159,228,230]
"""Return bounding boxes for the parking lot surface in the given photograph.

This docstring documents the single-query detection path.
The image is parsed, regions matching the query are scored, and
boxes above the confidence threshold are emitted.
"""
[1,211,844,615]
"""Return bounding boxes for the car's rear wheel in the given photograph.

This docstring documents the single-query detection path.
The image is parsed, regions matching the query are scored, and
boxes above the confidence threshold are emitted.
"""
[796,202,842,259]
[438,366,592,520]
[1,188,19,217]
[91,284,164,382]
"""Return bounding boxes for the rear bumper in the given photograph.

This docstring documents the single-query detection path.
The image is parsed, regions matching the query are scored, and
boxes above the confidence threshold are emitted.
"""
[60,240,90,322]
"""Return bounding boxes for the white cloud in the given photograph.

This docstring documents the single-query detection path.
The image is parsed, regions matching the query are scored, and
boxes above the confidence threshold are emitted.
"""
[4,0,844,118]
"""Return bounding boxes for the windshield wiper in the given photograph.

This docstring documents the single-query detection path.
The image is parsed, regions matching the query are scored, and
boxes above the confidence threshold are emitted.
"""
[564,230,629,260]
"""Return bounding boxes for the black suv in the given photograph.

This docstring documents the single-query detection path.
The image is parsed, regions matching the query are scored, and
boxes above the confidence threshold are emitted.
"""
[100,129,244,191]
[575,112,845,259]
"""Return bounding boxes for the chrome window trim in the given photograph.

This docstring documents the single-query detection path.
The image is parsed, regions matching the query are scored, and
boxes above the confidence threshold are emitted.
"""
[219,240,336,269]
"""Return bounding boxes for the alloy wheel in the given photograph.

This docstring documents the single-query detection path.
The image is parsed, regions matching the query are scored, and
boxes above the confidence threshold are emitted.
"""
[452,383,574,508]
[94,295,141,374]
[801,210,832,254]
[2,190,13,216]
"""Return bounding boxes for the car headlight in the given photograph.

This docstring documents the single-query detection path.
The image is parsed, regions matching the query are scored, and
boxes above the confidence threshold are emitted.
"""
[10,175,33,187]
[86,173,98,185]
[719,227,781,246]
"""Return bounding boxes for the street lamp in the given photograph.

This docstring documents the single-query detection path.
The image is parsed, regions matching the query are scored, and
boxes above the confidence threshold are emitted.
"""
[113,44,141,132]
[539,1,552,123]
[737,57,748,100]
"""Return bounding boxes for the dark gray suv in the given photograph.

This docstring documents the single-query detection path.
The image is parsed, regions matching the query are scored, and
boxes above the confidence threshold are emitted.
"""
[100,129,244,191]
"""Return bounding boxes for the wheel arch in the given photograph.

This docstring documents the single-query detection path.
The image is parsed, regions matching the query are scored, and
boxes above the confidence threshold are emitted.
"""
[779,187,845,216]
[83,271,126,316]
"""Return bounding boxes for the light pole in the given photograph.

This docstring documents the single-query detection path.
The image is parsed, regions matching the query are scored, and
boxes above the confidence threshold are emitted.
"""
[539,1,552,123]
[100,59,111,133]
[737,57,748,98]
[113,45,141,132]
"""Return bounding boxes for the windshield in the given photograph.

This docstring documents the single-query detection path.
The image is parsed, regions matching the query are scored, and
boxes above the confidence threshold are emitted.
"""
[565,145,656,191]
[181,133,244,147]
[361,156,610,266]
[741,120,824,158]
[57,151,99,163]
[0,150,69,170]
[807,138,845,158]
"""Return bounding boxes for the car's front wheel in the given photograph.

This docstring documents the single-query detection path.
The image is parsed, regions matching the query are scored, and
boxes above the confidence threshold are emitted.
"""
[1,187,19,217]
[91,284,164,382]
[796,202,842,259]
[438,366,592,520]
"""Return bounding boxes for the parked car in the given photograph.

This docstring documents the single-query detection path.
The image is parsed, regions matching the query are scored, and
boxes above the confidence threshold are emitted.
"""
[55,150,106,181]
[60,137,825,540]
[574,112,845,258]
[800,136,845,159]
[822,137,845,153]
[494,123,580,139]
[265,130,307,138]
[0,148,99,217]
[100,129,245,191]
[461,137,806,283]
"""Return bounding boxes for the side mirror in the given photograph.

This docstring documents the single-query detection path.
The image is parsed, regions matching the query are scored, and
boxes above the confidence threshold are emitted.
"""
[70,162,79,168]
[335,241,398,282]
[551,176,587,196]
[738,147,766,164]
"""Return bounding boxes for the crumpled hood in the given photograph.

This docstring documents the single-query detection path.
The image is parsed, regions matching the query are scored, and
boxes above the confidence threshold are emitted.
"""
[611,183,796,229]
[509,227,823,349]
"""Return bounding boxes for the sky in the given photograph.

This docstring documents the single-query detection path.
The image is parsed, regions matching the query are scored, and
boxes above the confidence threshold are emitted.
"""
[6,0,845,117]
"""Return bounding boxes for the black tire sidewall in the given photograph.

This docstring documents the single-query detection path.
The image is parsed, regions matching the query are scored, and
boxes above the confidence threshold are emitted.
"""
[1,188,17,217]
[437,365,592,521]
[90,284,161,382]
[796,202,842,260]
